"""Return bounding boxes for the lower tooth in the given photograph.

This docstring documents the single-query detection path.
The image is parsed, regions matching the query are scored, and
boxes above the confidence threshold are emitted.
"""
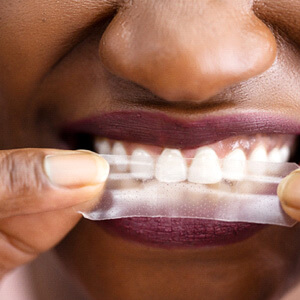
[222,149,246,181]
[112,142,128,172]
[130,149,155,180]
[188,147,222,184]
[155,149,187,183]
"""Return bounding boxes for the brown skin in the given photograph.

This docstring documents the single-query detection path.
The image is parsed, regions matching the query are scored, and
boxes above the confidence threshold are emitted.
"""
[1,0,300,299]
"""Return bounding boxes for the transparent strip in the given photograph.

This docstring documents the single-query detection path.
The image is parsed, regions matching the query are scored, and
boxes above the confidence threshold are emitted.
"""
[79,155,299,227]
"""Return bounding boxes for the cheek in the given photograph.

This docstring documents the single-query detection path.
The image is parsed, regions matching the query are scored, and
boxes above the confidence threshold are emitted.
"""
[0,0,114,100]
[0,1,116,150]
[254,0,300,46]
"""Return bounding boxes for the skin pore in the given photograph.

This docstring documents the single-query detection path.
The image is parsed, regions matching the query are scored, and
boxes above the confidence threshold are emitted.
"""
[1,0,300,299]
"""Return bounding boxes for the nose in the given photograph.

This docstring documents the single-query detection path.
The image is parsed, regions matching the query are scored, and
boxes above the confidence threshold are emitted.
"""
[99,0,277,102]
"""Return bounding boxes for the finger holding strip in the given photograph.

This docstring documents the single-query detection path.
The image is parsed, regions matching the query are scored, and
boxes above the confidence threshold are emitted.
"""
[278,170,300,221]
[0,148,109,276]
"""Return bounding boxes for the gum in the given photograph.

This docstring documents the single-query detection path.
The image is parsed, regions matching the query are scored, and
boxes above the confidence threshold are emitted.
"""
[96,134,296,160]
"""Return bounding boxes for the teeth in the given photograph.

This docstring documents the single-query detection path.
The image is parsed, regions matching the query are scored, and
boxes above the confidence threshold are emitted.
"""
[95,138,111,154]
[249,145,268,162]
[130,149,155,180]
[188,147,222,184]
[94,138,292,183]
[112,142,128,172]
[268,148,282,163]
[280,146,290,162]
[222,149,246,181]
[155,149,187,182]
[248,145,268,175]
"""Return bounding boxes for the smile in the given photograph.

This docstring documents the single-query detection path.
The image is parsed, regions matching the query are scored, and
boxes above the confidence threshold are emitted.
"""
[61,110,300,248]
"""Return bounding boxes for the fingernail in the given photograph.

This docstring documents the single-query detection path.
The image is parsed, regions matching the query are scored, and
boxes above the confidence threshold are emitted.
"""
[44,152,110,187]
[278,170,300,208]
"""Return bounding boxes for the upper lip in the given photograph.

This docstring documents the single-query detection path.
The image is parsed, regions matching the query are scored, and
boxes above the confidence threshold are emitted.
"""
[61,110,300,149]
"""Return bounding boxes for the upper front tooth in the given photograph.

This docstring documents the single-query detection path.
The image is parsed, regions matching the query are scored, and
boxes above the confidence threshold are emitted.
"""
[130,148,155,180]
[95,138,111,154]
[249,145,268,162]
[188,147,222,184]
[222,149,246,181]
[112,142,128,172]
[155,149,187,182]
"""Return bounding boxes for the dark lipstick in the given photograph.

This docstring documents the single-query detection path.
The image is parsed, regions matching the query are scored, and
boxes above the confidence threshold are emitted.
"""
[62,111,300,248]
[62,111,300,149]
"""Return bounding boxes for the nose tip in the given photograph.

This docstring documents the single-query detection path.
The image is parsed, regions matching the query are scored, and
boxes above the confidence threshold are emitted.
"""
[99,1,277,102]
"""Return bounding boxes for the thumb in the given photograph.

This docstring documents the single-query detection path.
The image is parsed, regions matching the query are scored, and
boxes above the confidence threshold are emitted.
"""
[0,148,109,217]
[278,170,300,221]
[0,148,109,276]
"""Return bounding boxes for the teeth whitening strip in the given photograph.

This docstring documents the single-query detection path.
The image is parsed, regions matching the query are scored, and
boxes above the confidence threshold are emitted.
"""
[79,155,299,227]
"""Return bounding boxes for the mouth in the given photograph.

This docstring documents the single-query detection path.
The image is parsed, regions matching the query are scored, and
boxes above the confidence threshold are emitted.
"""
[61,111,300,248]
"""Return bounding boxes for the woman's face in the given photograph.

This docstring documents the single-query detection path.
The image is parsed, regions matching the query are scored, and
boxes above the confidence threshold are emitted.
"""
[1,0,300,299]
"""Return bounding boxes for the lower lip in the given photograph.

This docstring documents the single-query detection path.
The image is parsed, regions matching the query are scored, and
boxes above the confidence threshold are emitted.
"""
[98,217,265,248]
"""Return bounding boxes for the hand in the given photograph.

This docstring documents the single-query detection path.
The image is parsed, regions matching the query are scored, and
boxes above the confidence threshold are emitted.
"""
[0,148,109,278]
[278,170,300,221]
